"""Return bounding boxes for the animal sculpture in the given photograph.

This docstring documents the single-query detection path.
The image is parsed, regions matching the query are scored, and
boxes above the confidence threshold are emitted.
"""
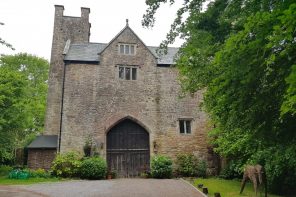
[240,164,267,197]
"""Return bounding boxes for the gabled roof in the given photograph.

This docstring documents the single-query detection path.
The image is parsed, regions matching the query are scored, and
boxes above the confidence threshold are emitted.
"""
[64,43,179,65]
[27,135,58,149]
[63,23,179,65]
[99,23,157,59]
[148,46,179,65]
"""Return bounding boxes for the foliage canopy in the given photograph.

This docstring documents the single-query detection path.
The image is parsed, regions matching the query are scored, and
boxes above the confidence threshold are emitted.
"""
[143,0,296,194]
[0,53,49,164]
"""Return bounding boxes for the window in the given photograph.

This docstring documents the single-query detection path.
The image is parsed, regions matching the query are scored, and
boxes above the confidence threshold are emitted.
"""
[130,45,135,54]
[132,68,137,80]
[125,45,130,54]
[125,67,131,80]
[118,65,137,80]
[120,45,124,54]
[119,67,124,79]
[179,120,191,134]
[119,44,136,55]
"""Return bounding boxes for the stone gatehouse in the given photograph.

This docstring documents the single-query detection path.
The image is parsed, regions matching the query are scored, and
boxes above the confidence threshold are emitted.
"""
[27,5,218,176]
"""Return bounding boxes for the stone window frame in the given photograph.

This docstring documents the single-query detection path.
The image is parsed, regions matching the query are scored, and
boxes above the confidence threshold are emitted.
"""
[178,118,193,134]
[118,43,136,55]
[118,65,138,80]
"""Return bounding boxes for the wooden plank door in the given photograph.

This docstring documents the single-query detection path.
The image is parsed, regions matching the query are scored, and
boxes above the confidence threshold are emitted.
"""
[107,119,150,177]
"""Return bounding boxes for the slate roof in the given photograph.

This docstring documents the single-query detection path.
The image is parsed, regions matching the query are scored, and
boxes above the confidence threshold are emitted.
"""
[27,135,58,149]
[147,46,179,65]
[64,43,179,65]
[64,43,107,62]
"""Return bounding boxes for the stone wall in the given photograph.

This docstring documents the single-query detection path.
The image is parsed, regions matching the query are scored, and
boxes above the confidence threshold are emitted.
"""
[44,5,91,136]
[59,26,214,171]
[44,6,218,174]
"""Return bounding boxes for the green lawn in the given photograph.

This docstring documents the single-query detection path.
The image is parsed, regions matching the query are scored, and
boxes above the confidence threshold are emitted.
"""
[191,178,283,197]
[0,176,63,185]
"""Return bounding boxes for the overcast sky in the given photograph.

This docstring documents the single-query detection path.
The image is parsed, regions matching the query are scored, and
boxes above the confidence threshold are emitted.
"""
[0,0,184,61]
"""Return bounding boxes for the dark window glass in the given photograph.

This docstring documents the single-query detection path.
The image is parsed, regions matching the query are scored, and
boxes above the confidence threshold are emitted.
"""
[179,120,191,134]
[132,68,137,80]
[179,120,185,133]
[120,45,124,54]
[125,67,130,80]
[119,67,124,79]
[186,120,191,134]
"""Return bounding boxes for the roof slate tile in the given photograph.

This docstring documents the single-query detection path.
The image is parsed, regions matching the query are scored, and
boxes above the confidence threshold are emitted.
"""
[64,43,178,65]
[27,135,58,149]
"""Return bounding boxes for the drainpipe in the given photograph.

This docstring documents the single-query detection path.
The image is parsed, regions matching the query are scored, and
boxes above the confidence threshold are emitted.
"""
[58,61,67,152]
[58,39,71,152]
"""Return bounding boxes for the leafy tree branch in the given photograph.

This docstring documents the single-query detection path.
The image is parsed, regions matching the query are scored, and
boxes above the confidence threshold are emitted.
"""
[0,22,15,51]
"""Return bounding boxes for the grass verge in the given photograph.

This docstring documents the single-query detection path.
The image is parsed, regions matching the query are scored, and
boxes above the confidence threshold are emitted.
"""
[0,176,63,185]
[189,177,283,197]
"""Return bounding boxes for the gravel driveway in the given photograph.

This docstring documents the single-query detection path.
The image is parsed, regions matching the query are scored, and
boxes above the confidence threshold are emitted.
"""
[0,179,205,197]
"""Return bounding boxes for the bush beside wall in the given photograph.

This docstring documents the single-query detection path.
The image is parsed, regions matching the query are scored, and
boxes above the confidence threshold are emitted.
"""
[175,153,207,177]
[51,151,82,178]
[79,157,107,180]
[151,155,173,179]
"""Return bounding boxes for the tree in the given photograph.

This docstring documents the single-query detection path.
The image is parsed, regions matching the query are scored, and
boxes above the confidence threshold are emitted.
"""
[0,22,15,50]
[143,0,296,194]
[0,53,49,164]
[0,68,28,163]
[206,7,296,193]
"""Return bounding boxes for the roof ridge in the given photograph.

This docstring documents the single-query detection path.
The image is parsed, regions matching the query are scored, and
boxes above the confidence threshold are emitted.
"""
[70,42,107,46]
[88,42,108,45]
[147,46,179,49]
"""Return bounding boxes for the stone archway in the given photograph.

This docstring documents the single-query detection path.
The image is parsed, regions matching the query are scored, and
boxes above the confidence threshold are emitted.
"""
[106,119,150,177]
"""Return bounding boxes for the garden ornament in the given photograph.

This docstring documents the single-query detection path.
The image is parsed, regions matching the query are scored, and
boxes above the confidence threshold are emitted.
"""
[240,164,267,197]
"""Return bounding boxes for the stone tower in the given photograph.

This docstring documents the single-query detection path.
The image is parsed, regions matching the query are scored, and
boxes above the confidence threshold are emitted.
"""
[44,5,91,137]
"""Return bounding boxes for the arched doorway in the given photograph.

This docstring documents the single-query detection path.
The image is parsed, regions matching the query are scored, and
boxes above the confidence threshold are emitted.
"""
[107,119,150,177]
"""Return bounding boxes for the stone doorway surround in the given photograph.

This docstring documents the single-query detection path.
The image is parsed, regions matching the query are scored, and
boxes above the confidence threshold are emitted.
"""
[106,119,150,177]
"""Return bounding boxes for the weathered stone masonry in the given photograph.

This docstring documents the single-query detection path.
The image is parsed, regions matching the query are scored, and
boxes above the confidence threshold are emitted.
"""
[45,5,90,137]
[28,5,218,175]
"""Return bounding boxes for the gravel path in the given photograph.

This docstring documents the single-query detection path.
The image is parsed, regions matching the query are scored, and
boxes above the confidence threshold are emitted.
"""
[1,179,205,197]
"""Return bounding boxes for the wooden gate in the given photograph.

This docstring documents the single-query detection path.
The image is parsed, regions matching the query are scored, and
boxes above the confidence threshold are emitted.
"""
[107,119,150,177]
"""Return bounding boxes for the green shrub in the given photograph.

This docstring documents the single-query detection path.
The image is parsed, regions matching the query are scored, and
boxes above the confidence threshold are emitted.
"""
[0,165,13,177]
[176,153,199,177]
[219,160,242,179]
[79,157,107,180]
[175,154,207,177]
[29,168,51,178]
[151,155,172,179]
[262,148,296,195]
[196,160,207,178]
[51,151,82,178]
[8,169,29,179]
